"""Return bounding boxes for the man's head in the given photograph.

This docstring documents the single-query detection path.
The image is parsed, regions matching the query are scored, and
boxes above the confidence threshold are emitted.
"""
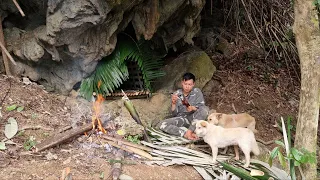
[181,72,195,94]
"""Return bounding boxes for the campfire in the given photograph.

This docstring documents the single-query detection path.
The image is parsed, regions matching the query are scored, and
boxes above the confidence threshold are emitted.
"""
[91,81,107,133]
[92,93,107,134]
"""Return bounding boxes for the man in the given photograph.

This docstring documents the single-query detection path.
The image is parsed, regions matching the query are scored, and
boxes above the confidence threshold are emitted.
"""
[157,72,209,140]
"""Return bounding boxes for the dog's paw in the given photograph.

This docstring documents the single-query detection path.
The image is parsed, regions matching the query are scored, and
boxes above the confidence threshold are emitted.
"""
[234,156,239,160]
[212,159,217,164]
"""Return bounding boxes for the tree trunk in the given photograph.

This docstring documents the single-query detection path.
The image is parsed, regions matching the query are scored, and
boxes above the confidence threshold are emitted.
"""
[293,0,320,179]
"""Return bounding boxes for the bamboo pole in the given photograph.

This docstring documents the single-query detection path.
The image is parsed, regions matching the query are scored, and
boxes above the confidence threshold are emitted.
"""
[101,135,152,152]
[12,0,25,17]
[0,41,17,66]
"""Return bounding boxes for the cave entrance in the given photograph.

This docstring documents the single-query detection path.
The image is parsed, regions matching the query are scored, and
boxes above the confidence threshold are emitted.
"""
[105,61,150,100]
[104,23,150,100]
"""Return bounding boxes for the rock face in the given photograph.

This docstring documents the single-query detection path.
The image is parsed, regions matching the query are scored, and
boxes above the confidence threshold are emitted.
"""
[0,0,206,94]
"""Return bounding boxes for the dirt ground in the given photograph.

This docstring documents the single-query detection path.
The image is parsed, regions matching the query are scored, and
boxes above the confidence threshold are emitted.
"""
[0,42,302,180]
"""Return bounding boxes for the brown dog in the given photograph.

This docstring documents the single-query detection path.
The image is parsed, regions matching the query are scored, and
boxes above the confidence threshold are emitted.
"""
[207,112,257,133]
[194,120,260,167]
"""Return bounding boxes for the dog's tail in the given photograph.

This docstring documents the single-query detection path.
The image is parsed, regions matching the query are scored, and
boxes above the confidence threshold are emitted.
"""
[251,139,260,156]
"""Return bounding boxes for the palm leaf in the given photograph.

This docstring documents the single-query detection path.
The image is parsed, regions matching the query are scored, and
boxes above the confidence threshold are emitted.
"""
[79,37,165,100]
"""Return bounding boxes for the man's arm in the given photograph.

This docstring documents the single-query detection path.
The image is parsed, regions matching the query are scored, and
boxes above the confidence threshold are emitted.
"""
[187,88,207,133]
[171,93,179,116]
[192,88,206,108]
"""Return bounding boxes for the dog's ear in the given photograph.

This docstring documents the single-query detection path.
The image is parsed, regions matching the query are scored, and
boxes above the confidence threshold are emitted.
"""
[200,121,207,127]
[216,113,222,120]
[208,109,217,114]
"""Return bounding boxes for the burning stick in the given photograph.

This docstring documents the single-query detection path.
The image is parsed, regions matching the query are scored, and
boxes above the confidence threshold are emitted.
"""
[121,90,151,142]
[92,81,107,133]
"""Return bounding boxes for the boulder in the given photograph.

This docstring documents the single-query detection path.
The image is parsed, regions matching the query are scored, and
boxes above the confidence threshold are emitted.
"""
[155,50,216,94]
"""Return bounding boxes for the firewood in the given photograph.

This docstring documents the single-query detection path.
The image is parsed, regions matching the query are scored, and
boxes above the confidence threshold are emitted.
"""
[111,149,124,180]
[35,123,93,152]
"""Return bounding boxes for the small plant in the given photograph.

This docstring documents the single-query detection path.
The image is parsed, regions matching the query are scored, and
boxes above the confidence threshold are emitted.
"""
[17,130,25,137]
[23,136,36,151]
[6,104,24,112]
[268,117,316,180]
[125,134,142,144]
[31,113,38,119]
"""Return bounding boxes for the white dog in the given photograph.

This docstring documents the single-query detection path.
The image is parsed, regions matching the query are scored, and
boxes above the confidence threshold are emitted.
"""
[194,120,260,167]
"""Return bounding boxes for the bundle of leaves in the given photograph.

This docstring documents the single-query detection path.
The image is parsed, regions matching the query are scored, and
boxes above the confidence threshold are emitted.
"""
[144,127,290,180]
[79,37,166,100]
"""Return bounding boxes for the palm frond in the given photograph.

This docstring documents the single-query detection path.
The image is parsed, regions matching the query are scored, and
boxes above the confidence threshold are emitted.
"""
[144,127,290,180]
[79,37,166,100]
[128,40,166,92]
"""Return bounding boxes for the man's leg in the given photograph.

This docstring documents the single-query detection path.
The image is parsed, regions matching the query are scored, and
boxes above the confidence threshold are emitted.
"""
[157,116,189,137]
[193,106,210,120]
[186,106,209,131]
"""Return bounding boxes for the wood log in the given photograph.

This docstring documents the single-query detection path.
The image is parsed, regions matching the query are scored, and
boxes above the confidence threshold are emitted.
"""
[0,16,12,75]
[105,140,153,160]
[111,149,124,180]
[35,123,93,152]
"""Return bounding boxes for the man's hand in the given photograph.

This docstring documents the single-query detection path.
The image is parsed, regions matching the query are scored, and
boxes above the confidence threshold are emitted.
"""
[171,94,178,104]
[184,129,198,140]
[186,105,197,112]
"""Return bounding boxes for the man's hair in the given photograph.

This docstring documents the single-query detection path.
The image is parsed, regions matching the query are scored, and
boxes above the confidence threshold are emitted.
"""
[182,72,196,82]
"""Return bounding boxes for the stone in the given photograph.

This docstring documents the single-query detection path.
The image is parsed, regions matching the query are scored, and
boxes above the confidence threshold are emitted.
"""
[155,50,216,94]
[119,174,133,180]
[22,77,32,85]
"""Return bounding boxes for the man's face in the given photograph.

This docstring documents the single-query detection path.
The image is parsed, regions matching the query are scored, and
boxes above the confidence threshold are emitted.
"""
[181,79,195,93]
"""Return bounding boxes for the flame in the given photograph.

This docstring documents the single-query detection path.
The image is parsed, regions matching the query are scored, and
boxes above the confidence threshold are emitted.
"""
[92,90,107,134]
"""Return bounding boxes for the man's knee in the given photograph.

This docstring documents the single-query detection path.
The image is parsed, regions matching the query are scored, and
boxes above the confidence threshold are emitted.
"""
[198,106,209,113]
[194,106,209,120]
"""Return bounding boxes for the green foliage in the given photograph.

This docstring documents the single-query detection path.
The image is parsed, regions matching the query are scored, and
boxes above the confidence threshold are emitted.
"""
[125,134,142,144]
[0,141,6,150]
[79,37,166,100]
[6,104,17,111]
[23,136,36,151]
[16,106,24,112]
[268,117,316,180]
[219,161,258,180]
[99,172,104,179]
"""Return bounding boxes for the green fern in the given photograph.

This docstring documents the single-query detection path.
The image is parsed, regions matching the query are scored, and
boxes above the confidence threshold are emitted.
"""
[79,38,166,100]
